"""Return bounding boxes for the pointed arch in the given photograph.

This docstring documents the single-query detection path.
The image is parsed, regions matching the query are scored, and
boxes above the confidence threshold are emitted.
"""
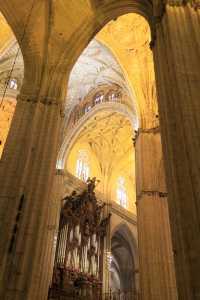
[111,222,139,292]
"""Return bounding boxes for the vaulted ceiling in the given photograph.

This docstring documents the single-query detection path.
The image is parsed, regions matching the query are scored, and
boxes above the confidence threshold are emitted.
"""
[66,39,134,111]
[0,0,153,104]
[0,41,23,96]
[66,110,136,212]
[0,13,13,53]
[96,13,157,127]
[0,1,158,214]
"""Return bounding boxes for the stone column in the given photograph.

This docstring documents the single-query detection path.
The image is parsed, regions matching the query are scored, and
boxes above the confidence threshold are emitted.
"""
[135,127,177,300]
[36,170,66,300]
[152,2,200,299]
[0,94,63,300]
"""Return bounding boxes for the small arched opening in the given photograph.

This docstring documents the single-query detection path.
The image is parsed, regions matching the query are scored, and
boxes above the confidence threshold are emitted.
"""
[110,223,138,298]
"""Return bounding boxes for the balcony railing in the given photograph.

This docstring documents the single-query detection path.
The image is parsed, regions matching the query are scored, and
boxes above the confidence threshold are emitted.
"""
[66,94,133,134]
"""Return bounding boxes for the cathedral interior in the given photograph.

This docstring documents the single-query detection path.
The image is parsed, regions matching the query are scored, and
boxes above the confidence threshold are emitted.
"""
[0,1,199,300]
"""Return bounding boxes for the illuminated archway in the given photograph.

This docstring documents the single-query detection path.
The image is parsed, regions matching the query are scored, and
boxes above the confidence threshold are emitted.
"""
[0,12,24,158]
[63,108,136,213]
[111,223,138,294]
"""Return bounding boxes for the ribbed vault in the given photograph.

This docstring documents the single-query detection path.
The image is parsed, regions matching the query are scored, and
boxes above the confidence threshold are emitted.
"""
[0,0,153,101]
[64,110,136,213]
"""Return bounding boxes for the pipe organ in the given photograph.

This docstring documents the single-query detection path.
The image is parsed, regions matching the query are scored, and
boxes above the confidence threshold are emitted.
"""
[49,178,111,299]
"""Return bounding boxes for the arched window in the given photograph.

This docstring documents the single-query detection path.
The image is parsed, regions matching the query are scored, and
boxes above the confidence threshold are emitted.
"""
[94,92,104,105]
[85,105,91,113]
[116,177,127,208]
[107,90,122,102]
[108,91,117,102]
[9,78,18,90]
[76,150,90,182]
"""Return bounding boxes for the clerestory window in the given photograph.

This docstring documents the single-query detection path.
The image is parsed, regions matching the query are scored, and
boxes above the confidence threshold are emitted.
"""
[9,79,18,90]
[116,177,127,208]
[94,93,104,104]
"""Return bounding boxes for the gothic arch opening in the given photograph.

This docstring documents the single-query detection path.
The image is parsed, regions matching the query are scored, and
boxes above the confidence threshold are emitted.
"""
[64,109,136,213]
[52,11,157,300]
[0,12,24,158]
[111,223,138,296]
[0,1,198,299]
[0,2,177,300]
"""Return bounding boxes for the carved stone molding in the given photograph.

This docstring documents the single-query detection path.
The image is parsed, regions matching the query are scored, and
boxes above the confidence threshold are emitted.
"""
[137,190,168,201]
[167,0,187,5]
[133,126,160,146]
[151,0,199,49]
[167,0,200,9]
[138,126,160,134]
[17,93,66,117]
[17,94,62,106]
[150,4,166,49]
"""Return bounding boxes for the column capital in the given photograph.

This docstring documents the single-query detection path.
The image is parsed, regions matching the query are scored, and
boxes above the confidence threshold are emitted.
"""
[136,190,168,202]
[151,0,199,49]
[138,126,160,134]
[167,0,200,9]
[150,4,166,50]
[17,93,65,105]
[133,126,160,146]
[55,169,65,176]
[16,93,66,117]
